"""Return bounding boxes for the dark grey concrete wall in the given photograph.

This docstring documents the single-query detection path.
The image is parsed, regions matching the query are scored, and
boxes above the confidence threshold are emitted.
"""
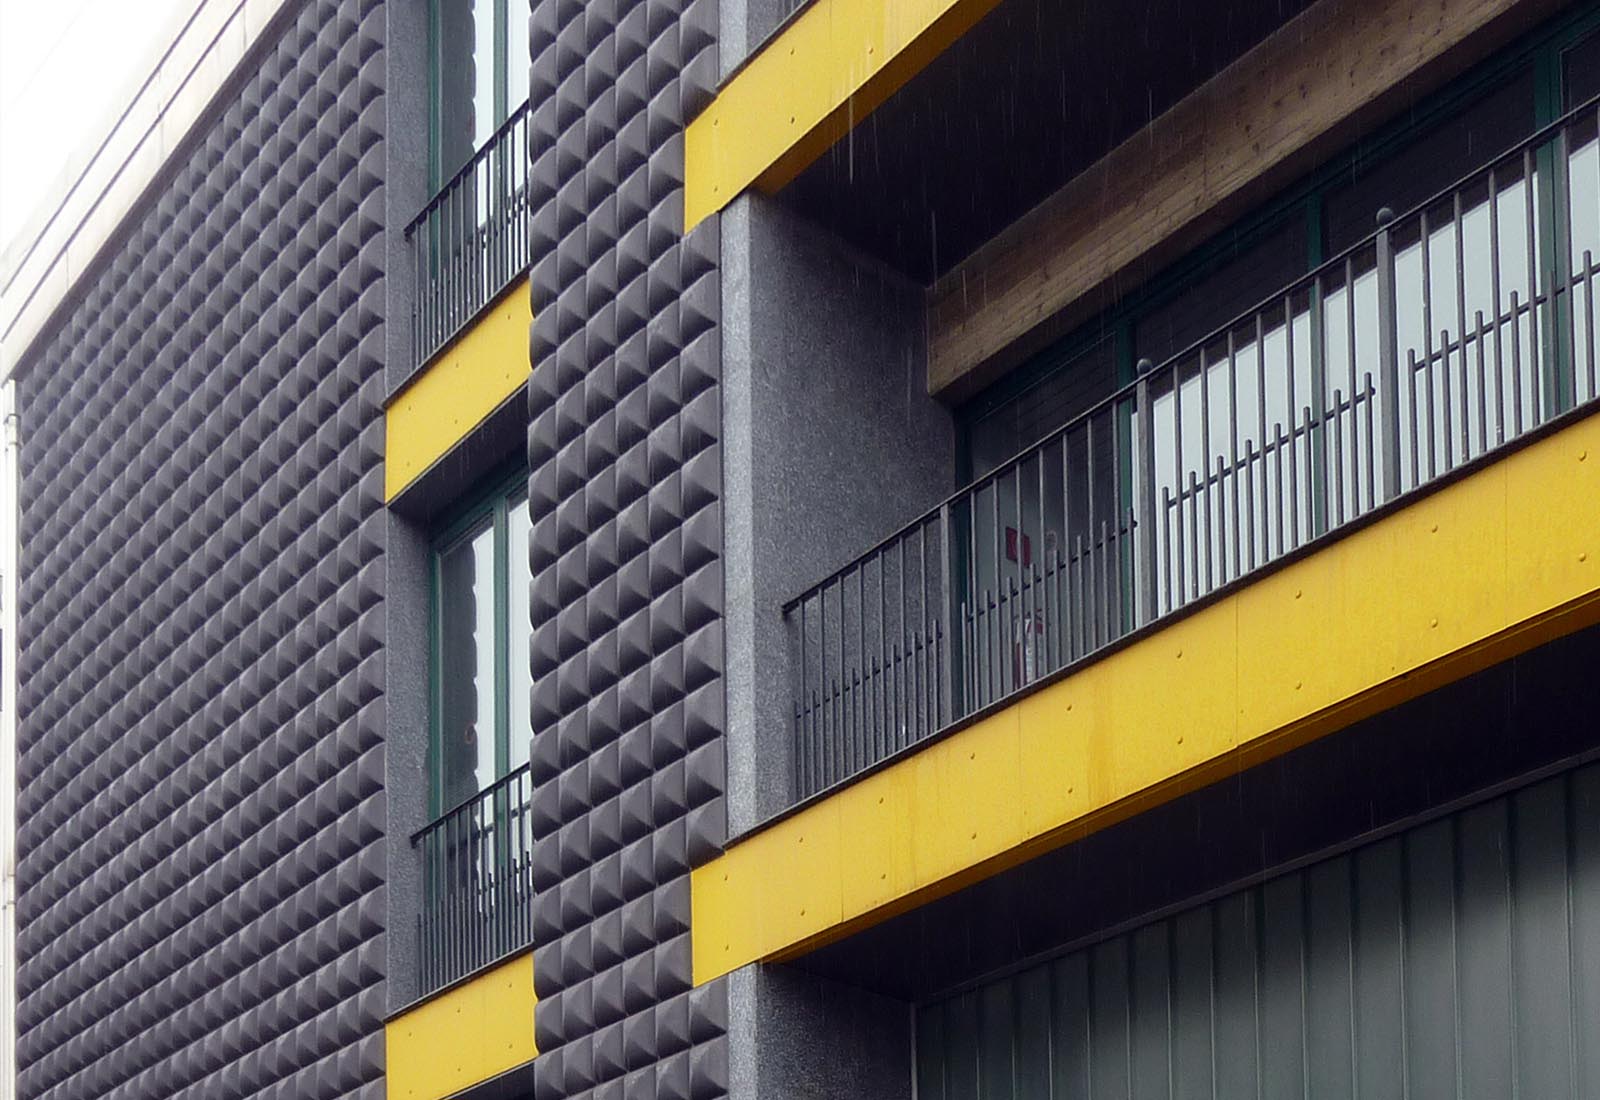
[382,0,432,1014]
[524,2,730,1098]
[12,1,388,1097]
[722,194,954,832]
[718,0,805,76]
[729,964,913,1100]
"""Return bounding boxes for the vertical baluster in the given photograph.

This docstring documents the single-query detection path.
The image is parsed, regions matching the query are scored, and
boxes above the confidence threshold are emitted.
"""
[1098,519,1111,650]
[1214,457,1227,577]
[796,598,808,798]
[1425,340,1439,482]
[1454,189,1469,463]
[1037,444,1048,664]
[1255,315,1269,556]
[1441,326,1456,473]
[1376,207,1403,501]
[1408,348,1423,489]
[1160,489,1173,617]
[989,480,1002,704]
[1363,373,1377,509]
[1525,148,1543,427]
[1227,333,1241,585]
[1112,407,1126,639]
[1345,257,1359,516]
[1475,309,1489,461]
[1489,167,1507,443]
[1420,208,1435,480]
[1171,361,1185,608]
[1284,297,1299,551]
[1187,472,1200,595]
[1135,367,1158,627]
[1586,250,1598,402]
[878,550,889,761]
[1061,428,1075,650]
[1511,290,1524,437]
[1273,424,1286,560]
[931,510,944,732]
[1332,388,1346,527]
[1199,345,1214,593]
[896,537,907,749]
[1073,533,1086,660]
[1014,463,1028,688]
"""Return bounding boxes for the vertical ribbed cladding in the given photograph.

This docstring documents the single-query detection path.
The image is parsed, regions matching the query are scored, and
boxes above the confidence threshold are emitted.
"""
[11,1,388,1097]
[525,1,729,1098]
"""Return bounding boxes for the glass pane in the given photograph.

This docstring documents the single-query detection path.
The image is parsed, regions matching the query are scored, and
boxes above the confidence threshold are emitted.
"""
[507,490,533,768]
[435,0,497,182]
[967,333,1119,479]
[506,3,530,112]
[1133,215,1307,368]
[1563,30,1600,108]
[1324,69,1534,254]
[438,517,497,810]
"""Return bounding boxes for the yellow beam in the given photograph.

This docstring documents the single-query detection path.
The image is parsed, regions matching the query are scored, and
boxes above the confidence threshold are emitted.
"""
[385,277,532,501]
[692,411,1600,984]
[386,953,537,1100]
[683,0,1003,232]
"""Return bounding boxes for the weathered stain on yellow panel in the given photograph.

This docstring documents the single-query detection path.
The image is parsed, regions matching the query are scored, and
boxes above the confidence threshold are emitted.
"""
[385,953,536,1100]
[691,411,1600,986]
[385,277,532,500]
[683,0,1003,231]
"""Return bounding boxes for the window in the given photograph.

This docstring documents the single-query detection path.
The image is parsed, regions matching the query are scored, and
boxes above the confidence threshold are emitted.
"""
[430,0,531,188]
[430,469,532,816]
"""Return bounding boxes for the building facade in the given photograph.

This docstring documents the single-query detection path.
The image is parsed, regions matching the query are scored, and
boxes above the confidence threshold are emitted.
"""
[1,0,1599,1098]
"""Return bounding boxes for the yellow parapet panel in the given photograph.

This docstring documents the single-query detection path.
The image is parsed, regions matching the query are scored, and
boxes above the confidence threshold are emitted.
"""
[692,410,1600,985]
[386,954,537,1100]
[385,277,532,501]
[683,0,1003,231]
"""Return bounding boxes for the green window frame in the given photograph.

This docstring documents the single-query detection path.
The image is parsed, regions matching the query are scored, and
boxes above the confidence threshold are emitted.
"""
[428,466,531,819]
[427,0,531,189]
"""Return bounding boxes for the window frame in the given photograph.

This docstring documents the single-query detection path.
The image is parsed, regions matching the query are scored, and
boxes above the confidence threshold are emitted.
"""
[427,463,528,820]
[957,5,1600,481]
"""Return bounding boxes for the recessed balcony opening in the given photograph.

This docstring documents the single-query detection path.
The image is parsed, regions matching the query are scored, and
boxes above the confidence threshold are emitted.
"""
[767,12,1600,811]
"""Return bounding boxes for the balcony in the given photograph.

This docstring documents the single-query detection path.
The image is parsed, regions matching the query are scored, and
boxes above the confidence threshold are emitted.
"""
[784,95,1600,805]
[412,764,533,996]
[405,99,532,370]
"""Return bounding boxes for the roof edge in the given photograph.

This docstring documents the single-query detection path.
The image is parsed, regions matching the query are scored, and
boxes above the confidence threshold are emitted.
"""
[0,0,295,382]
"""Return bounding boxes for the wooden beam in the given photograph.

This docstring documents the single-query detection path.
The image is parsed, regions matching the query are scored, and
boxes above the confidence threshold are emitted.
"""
[928,0,1568,399]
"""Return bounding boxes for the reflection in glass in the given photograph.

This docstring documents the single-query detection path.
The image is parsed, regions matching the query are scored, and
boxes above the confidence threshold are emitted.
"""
[507,492,533,768]
[438,518,497,812]
[435,0,497,185]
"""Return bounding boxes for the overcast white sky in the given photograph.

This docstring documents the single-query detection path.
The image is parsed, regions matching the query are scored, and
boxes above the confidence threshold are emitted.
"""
[0,0,190,262]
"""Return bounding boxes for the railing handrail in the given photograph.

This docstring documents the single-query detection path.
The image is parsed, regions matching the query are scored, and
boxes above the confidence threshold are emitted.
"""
[404,98,533,240]
[410,761,532,844]
[781,90,1600,614]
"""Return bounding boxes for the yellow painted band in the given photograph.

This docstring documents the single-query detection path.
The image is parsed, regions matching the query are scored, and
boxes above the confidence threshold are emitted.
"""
[683,0,1003,232]
[691,410,1600,984]
[385,953,537,1100]
[385,277,532,501]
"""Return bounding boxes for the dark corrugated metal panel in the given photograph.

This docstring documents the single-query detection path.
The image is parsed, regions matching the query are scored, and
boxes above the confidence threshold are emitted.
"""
[918,761,1600,1099]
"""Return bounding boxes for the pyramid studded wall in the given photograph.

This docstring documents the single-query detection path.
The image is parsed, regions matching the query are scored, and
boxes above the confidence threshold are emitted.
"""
[13,1,388,1097]
[524,1,730,1097]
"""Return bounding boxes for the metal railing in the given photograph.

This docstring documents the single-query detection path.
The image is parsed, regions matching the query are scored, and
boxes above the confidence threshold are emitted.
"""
[406,100,532,369]
[786,95,1600,803]
[413,764,533,996]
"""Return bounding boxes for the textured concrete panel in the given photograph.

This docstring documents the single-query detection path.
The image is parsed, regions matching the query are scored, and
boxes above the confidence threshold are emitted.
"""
[13,1,388,1097]
[526,0,729,1097]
